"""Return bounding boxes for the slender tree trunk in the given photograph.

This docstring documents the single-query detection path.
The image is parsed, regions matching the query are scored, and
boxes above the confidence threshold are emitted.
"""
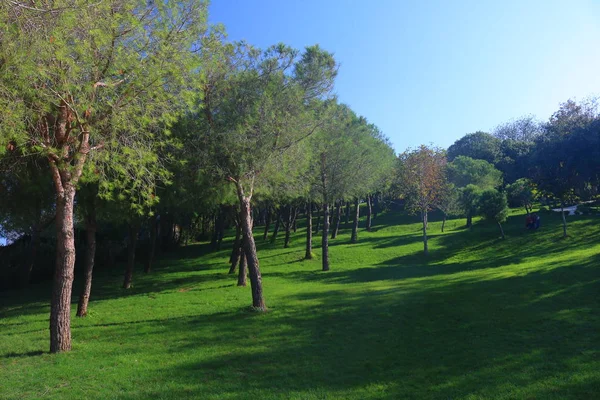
[236,182,266,310]
[497,221,505,239]
[423,210,429,256]
[315,211,321,234]
[345,201,351,225]
[50,185,77,353]
[270,209,281,244]
[229,219,242,274]
[322,202,330,271]
[351,197,360,243]
[373,194,379,219]
[145,214,158,274]
[441,214,446,233]
[123,222,139,289]
[366,194,373,232]
[331,201,341,239]
[263,207,271,241]
[77,203,97,318]
[284,205,292,248]
[466,213,472,228]
[305,201,313,259]
[561,204,567,238]
[237,247,248,286]
[292,207,298,233]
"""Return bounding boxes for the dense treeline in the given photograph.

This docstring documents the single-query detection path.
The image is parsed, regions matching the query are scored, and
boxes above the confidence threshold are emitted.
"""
[1,2,599,354]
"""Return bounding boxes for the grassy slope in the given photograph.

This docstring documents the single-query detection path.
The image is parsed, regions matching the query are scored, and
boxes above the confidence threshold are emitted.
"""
[1,209,599,399]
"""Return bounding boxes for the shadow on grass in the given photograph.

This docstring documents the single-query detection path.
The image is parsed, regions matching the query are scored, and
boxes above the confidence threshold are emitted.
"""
[117,255,600,399]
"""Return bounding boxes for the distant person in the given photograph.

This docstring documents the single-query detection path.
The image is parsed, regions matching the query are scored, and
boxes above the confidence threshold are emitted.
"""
[525,215,534,229]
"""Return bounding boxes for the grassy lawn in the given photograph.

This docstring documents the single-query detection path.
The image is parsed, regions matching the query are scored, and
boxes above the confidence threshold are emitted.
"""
[1,209,599,399]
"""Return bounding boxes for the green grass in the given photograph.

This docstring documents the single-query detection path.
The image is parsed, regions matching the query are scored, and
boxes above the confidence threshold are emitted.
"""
[1,209,599,399]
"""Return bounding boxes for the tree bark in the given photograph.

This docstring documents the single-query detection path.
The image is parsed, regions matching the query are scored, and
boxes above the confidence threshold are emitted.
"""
[263,206,271,241]
[123,222,139,289]
[422,210,429,256]
[237,247,248,286]
[236,182,266,310]
[292,207,298,233]
[49,184,77,353]
[366,194,373,232]
[77,202,97,318]
[322,202,330,271]
[466,213,472,228]
[351,197,360,244]
[441,214,446,233]
[229,219,242,274]
[305,201,313,259]
[561,204,567,238]
[497,221,505,239]
[345,201,351,225]
[331,201,341,239]
[145,214,158,274]
[314,210,321,234]
[284,205,292,248]
[270,208,281,244]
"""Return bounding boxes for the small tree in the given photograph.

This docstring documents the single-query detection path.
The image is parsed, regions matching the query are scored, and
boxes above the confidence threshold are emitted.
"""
[477,189,509,239]
[458,184,482,228]
[396,145,447,255]
[506,178,536,215]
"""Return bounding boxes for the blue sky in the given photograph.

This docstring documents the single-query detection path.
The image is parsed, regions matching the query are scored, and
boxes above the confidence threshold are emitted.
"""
[209,0,600,153]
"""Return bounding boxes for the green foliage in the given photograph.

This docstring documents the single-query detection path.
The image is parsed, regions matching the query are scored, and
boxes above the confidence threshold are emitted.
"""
[477,189,509,224]
[447,131,501,164]
[447,156,502,189]
[458,184,482,219]
[505,178,536,211]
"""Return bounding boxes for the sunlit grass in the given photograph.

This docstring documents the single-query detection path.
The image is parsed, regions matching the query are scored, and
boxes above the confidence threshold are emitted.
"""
[1,209,599,399]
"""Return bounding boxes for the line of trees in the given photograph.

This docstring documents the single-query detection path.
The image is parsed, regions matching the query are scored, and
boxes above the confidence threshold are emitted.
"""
[1,2,599,355]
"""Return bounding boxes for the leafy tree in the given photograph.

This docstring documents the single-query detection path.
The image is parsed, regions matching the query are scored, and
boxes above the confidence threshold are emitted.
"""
[447,131,501,164]
[447,156,502,189]
[506,178,536,215]
[477,189,509,239]
[0,0,208,352]
[493,115,543,142]
[436,182,460,232]
[458,184,482,228]
[396,145,447,255]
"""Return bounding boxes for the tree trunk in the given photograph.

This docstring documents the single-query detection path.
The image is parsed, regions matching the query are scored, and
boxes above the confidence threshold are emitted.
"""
[77,203,97,318]
[292,207,298,233]
[441,214,446,233]
[237,247,248,286]
[263,207,271,241]
[50,185,77,353]
[423,210,429,256]
[305,201,313,259]
[497,221,505,239]
[270,209,281,244]
[322,202,330,271]
[466,213,472,228]
[345,201,351,225]
[366,194,373,232]
[373,194,379,219]
[331,201,341,239]
[284,205,292,248]
[561,204,567,238]
[123,222,139,289]
[145,214,158,274]
[351,197,360,244]
[236,182,266,310]
[315,211,321,234]
[229,219,242,274]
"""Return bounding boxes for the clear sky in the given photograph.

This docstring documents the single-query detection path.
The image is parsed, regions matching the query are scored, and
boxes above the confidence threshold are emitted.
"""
[209,0,600,153]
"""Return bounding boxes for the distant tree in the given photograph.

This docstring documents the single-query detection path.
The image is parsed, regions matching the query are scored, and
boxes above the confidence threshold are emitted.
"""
[506,178,536,215]
[493,115,543,142]
[447,132,501,164]
[447,156,502,189]
[458,184,482,228]
[477,189,509,239]
[396,145,447,255]
[436,182,460,232]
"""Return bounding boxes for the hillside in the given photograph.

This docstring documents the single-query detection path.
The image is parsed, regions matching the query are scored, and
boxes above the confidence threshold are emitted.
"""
[1,210,599,399]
